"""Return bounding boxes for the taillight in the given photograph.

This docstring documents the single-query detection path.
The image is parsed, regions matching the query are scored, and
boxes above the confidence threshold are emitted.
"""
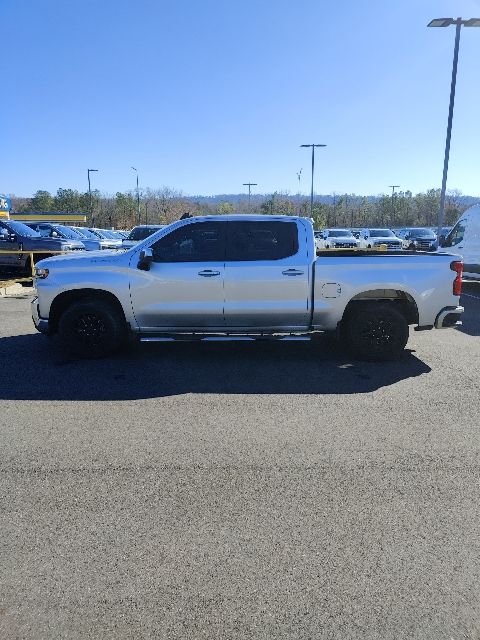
[450,260,463,296]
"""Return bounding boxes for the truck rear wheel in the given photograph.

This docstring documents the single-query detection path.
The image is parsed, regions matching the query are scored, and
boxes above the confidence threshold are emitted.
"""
[344,303,409,361]
[58,299,126,358]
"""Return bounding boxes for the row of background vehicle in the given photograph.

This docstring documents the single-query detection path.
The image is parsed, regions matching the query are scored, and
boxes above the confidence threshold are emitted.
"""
[314,226,454,252]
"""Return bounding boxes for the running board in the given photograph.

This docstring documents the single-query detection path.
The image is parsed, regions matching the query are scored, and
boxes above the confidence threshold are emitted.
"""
[139,335,312,343]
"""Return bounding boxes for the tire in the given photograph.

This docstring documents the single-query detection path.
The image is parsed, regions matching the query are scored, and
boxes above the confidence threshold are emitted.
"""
[344,303,409,361]
[58,299,127,358]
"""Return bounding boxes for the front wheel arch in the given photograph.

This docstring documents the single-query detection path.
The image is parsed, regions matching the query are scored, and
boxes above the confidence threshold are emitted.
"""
[50,289,127,334]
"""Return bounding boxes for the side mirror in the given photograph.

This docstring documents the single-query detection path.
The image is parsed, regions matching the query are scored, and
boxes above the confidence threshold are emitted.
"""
[8,233,16,243]
[0,229,9,240]
[138,248,153,271]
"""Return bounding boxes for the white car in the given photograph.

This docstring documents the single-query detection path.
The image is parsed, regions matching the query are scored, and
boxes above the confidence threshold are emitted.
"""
[315,229,359,250]
[358,228,403,250]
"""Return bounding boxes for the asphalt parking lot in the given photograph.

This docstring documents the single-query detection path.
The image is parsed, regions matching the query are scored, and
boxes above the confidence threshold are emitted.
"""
[1,284,479,639]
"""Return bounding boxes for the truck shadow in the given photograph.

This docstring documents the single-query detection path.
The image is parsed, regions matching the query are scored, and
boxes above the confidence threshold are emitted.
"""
[0,333,431,401]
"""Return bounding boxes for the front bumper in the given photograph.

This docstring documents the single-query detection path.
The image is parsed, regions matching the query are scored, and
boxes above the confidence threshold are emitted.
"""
[435,305,464,329]
[31,296,50,334]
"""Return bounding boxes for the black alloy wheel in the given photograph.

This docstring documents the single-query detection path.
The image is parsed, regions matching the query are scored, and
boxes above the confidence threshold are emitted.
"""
[345,303,409,361]
[58,299,126,357]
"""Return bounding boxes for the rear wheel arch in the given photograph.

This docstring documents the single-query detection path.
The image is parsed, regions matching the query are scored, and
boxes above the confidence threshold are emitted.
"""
[341,289,419,326]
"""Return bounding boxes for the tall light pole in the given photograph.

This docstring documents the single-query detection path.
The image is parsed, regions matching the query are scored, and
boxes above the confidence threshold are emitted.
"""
[87,169,98,226]
[131,167,140,225]
[300,144,326,218]
[242,182,257,212]
[296,169,302,215]
[389,185,400,226]
[428,17,480,243]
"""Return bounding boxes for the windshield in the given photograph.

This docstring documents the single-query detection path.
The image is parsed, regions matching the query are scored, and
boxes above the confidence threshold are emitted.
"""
[74,227,98,239]
[327,229,352,237]
[3,221,40,237]
[90,229,118,240]
[127,226,164,241]
[408,228,436,237]
[53,225,84,240]
[370,229,395,238]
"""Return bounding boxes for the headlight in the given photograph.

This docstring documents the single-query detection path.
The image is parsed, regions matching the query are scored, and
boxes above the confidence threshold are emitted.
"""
[34,267,49,279]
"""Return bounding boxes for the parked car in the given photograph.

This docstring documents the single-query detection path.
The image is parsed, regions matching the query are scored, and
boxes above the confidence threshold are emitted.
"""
[122,225,166,249]
[358,228,403,250]
[438,204,480,279]
[32,215,463,362]
[86,228,123,246]
[22,222,106,250]
[397,228,437,251]
[315,228,359,250]
[70,226,121,250]
[0,219,84,279]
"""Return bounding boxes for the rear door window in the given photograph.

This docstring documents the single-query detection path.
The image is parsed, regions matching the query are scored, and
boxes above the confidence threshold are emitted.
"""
[227,221,298,261]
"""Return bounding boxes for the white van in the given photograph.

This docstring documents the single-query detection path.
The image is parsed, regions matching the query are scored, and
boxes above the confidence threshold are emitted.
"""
[438,205,480,279]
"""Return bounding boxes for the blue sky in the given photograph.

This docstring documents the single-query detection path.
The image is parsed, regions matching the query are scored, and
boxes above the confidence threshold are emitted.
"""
[2,0,480,197]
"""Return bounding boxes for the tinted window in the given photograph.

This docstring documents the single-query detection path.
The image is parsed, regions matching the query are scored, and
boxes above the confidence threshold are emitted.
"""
[151,222,225,262]
[227,221,298,261]
[128,226,165,241]
[446,221,465,247]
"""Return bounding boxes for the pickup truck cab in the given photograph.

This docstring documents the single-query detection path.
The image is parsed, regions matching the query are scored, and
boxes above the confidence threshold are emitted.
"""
[32,215,463,361]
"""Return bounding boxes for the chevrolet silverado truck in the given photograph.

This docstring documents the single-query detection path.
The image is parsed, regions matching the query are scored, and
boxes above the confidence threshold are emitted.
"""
[31,215,464,361]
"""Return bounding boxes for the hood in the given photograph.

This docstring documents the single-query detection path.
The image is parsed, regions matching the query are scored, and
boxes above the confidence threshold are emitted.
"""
[36,249,127,269]
[329,235,357,243]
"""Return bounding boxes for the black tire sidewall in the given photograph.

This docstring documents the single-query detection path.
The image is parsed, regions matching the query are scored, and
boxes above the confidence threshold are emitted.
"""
[345,304,409,361]
[58,299,125,357]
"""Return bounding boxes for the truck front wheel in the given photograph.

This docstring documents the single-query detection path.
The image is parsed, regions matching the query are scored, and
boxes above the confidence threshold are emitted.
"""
[58,299,127,358]
[344,303,409,361]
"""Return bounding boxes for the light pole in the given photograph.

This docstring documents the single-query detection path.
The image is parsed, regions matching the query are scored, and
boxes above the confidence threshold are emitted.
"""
[296,169,302,215]
[389,185,400,226]
[131,167,140,225]
[300,144,326,218]
[242,182,257,212]
[87,169,98,226]
[428,17,480,243]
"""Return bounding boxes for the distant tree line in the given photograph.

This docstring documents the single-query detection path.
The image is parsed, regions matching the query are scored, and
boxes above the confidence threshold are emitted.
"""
[11,187,476,230]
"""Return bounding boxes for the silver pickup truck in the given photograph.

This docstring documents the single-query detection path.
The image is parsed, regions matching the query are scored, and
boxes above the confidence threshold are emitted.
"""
[31,215,464,361]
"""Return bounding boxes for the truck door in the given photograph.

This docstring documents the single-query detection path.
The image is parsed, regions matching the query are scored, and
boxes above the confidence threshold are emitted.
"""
[224,220,310,329]
[129,220,226,330]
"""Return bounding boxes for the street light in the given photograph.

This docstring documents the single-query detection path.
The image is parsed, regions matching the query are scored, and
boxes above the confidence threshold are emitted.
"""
[87,169,98,226]
[296,169,302,215]
[131,167,140,225]
[428,17,480,243]
[389,185,400,226]
[300,144,326,217]
[242,182,257,212]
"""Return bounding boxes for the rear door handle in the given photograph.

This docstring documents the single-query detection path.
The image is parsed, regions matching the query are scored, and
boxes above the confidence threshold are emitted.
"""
[282,269,304,276]
[198,269,221,277]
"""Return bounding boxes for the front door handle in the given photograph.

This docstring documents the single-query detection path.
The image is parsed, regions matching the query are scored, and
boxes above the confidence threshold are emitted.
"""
[198,269,221,277]
[282,269,304,276]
